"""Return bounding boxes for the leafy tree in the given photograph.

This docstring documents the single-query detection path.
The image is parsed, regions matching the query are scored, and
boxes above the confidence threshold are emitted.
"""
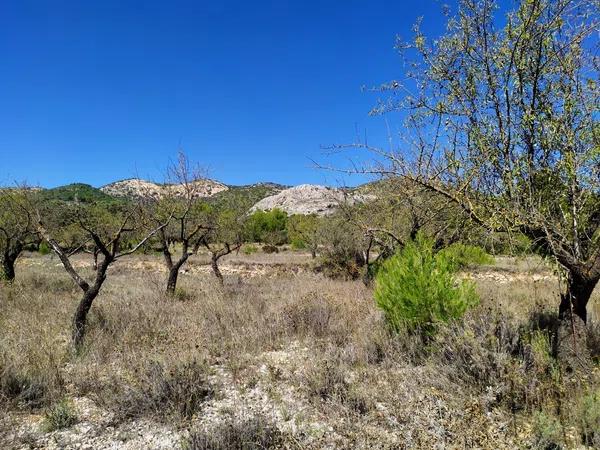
[287,214,321,258]
[37,201,169,348]
[201,208,244,285]
[0,189,39,281]
[317,213,369,280]
[244,209,288,245]
[149,153,211,295]
[338,178,476,283]
[340,0,599,364]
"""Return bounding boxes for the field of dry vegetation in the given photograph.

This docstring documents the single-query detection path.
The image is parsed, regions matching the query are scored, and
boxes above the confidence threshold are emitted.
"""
[1,249,599,449]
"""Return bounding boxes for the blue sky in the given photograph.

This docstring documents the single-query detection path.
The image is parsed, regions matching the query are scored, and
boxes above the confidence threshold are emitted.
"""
[0,0,501,188]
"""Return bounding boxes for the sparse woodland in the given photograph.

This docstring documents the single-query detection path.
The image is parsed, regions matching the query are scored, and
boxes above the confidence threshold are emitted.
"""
[1,0,599,448]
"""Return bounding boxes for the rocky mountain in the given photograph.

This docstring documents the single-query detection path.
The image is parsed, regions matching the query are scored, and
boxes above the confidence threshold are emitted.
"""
[100,178,228,200]
[207,182,287,211]
[249,184,368,216]
[30,179,371,216]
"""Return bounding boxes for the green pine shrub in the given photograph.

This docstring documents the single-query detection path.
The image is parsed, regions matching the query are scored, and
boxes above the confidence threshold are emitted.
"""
[374,235,478,334]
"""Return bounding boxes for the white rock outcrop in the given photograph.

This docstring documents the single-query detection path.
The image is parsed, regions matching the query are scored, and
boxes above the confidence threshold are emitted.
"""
[101,178,228,200]
[249,184,365,216]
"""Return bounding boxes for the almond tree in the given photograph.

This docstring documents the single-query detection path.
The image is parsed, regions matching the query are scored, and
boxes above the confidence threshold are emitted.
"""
[0,189,39,282]
[201,208,243,285]
[336,0,599,365]
[151,153,211,295]
[37,203,170,347]
[287,214,320,258]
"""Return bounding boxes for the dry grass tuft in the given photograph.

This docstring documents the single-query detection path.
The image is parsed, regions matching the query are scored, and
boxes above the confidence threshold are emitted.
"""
[184,415,291,450]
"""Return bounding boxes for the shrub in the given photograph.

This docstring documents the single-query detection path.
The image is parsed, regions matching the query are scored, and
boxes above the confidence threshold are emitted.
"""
[184,416,286,450]
[438,243,494,269]
[290,238,306,250]
[38,241,51,256]
[531,411,562,449]
[304,355,371,415]
[0,347,65,409]
[173,287,193,302]
[42,398,78,431]
[578,389,600,447]
[374,235,478,334]
[480,232,532,256]
[317,215,366,280]
[245,209,288,244]
[242,244,258,255]
[98,358,215,421]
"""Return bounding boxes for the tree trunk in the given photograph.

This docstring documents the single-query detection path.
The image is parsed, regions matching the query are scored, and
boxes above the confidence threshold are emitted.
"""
[1,255,16,282]
[211,255,223,285]
[72,285,101,348]
[165,251,189,295]
[166,265,179,295]
[72,260,109,348]
[92,250,99,271]
[556,268,599,373]
[558,270,596,324]
[1,242,22,282]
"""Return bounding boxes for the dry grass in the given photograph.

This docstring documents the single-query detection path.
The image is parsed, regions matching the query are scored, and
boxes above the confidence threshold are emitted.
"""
[1,251,599,449]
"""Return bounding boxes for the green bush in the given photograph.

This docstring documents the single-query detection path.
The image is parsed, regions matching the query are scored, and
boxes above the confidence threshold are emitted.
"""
[579,389,600,447]
[374,235,478,334]
[531,411,562,449]
[38,241,51,255]
[43,398,78,431]
[438,243,494,269]
[290,237,306,250]
[244,209,288,244]
[242,244,258,255]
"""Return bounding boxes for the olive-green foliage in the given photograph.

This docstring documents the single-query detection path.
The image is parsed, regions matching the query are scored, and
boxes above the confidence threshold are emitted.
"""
[37,199,146,253]
[242,244,258,255]
[437,243,494,269]
[207,183,284,212]
[38,241,50,255]
[374,235,478,333]
[317,215,366,280]
[476,232,532,256]
[244,209,288,245]
[36,183,121,206]
[531,411,562,448]
[579,389,600,447]
[43,398,78,431]
[287,214,320,252]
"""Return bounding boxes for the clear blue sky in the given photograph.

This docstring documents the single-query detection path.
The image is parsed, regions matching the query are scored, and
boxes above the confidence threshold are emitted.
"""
[0,0,502,188]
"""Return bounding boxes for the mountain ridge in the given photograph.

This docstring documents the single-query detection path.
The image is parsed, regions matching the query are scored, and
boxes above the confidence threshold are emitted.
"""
[34,178,374,216]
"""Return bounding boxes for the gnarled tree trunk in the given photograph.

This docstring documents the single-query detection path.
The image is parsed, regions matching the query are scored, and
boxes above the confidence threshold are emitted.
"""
[211,255,223,285]
[1,242,23,282]
[166,258,188,295]
[1,254,16,281]
[555,265,599,373]
[72,285,101,348]
[72,257,111,348]
[166,266,180,295]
